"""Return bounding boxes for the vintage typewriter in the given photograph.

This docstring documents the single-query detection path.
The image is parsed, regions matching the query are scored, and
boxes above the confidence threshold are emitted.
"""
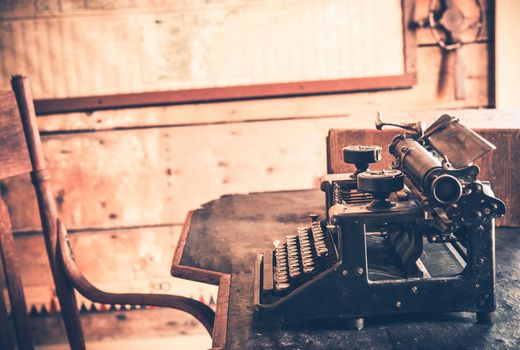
[254,114,505,329]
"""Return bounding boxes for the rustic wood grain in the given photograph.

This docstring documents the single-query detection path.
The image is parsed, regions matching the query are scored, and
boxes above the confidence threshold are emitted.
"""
[0,197,33,350]
[2,115,376,231]
[6,109,518,234]
[1,1,409,99]
[0,0,486,56]
[33,74,417,115]
[0,91,31,179]
[33,42,491,133]
[172,212,222,286]
[212,274,231,350]
[327,128,520,227]
[1,0,492,132]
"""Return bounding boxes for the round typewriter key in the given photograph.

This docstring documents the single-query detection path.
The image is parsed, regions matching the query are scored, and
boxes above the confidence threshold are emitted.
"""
[276,282,290,291]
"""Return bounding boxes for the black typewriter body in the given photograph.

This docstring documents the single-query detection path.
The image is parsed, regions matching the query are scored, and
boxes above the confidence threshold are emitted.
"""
[253,114,506,329]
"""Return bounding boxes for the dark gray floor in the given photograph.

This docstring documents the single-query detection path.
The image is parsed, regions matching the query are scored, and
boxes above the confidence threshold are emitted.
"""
[181,189,520,349]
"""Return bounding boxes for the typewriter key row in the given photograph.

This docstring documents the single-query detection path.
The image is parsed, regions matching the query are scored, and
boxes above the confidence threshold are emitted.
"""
[298,227,317,274]
[286,235,302,278]
[272,223,333,293]
[274,243,290,290]
[311,221,329,256]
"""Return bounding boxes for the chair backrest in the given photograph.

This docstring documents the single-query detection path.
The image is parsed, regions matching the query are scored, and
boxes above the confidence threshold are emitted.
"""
[0,88,35,349]
[0,90,32,180]
[0,76,86,350]
[327,128,520,227]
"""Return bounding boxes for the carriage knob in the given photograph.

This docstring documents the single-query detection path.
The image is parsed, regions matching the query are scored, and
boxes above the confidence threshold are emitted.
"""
[343,145,382,177]
[357,169,404,210]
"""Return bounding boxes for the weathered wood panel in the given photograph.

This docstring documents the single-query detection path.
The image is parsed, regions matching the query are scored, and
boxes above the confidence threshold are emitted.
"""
[0,0,487,45]
[0,91,32,179]
[495,0,520,109]
[0,0,407,99]
[1,0,492,130]
[4,116,351,231]
[33,42,491,133]
[327,128,520,227]
[4,110,517,233]
[2,118,312,231]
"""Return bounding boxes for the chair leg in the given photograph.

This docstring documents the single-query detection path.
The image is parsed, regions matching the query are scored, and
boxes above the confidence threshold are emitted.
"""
[0,198,34,350]
[0,268,15,350]
[57,219,216,335]
[11,75,86,350]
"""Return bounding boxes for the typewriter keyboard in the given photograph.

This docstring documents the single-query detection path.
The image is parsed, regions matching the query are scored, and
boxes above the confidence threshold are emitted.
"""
[263,219,336,294]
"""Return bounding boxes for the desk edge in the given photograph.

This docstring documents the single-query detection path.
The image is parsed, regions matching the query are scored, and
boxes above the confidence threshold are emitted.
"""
[171,210,231,349]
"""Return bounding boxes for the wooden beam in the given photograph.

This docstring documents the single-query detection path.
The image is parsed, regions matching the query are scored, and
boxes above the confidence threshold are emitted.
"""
[33,74,416,115]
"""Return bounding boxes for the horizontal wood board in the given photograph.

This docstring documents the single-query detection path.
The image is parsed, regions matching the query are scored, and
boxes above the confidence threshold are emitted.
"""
[0,0,492,123]
[32,42,491,133]
[0,0,409,100]
[2,110,518,233]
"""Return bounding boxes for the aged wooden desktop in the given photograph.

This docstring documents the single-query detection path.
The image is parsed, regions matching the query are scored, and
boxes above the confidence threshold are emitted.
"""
[171,128,520,349]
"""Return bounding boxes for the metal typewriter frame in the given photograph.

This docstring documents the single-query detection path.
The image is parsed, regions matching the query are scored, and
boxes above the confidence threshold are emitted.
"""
[254,173,496,327]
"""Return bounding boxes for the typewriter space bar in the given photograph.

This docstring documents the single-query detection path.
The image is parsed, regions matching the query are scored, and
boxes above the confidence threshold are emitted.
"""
[263,251,274,292]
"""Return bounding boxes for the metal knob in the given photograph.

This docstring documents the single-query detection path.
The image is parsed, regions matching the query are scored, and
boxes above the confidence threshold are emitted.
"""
[343,145,382,176]
[357,170,404,210]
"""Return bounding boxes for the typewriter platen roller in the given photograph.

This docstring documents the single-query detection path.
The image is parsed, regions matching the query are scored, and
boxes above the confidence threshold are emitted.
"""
[253,114,505,329]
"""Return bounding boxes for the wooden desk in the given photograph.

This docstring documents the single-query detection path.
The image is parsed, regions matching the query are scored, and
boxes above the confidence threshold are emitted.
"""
[171,190,520,349]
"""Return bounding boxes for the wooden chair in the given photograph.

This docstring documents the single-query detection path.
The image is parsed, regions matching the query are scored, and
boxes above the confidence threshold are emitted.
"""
[0,75,215,350]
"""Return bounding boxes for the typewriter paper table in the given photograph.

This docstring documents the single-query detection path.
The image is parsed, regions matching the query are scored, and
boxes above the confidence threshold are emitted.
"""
[171,189,520,349]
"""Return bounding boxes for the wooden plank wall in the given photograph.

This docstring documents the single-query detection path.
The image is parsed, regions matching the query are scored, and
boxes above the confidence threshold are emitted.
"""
[0,0,511,317]
[0,0,408,96]
[495,0,520,108]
